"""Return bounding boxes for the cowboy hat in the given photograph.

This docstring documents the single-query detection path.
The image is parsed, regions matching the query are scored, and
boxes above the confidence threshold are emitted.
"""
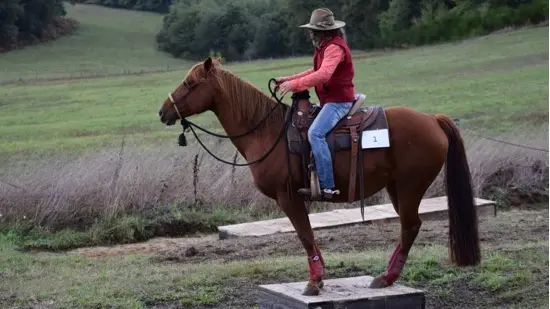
[298,8,346,31]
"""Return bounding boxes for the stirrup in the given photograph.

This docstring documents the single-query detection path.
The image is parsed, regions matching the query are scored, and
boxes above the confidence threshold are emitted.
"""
[297,187,340,201]
[310,169,321,200]
[321,188,340,200]
[322,188,340,195]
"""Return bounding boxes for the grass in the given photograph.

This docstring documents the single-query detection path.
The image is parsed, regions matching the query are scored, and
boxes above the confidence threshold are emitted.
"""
[0,4,547,249]
[0,26,547,158]
[0,3,189,82]
[4,206,255,252]
[0,233,547,309]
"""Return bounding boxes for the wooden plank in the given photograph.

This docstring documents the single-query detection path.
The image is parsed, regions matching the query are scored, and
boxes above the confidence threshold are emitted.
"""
[218,196,496,239]
[258,275,425,309]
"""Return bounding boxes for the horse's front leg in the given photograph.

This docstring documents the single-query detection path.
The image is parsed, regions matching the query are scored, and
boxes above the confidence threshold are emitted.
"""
[277,191,325,296]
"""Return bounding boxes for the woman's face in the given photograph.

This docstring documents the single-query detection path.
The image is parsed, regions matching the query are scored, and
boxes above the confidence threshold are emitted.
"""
[308,29,315,40]
[308,30,321,48]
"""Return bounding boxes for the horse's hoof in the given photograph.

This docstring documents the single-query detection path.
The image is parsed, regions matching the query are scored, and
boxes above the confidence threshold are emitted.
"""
[369,275,390,289]
[302,281,321,296]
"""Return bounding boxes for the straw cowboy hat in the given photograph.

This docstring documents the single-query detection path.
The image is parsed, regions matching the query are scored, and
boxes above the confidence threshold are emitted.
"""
[299,8,346,31]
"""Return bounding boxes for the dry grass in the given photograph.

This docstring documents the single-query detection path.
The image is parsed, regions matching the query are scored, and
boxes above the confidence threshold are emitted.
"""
[423,126,549,207]
[0,136,272,230]
[0,124,547,235]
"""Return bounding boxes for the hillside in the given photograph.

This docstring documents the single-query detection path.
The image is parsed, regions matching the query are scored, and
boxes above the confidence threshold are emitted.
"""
[0,3,188,82]
[0,26,547,158]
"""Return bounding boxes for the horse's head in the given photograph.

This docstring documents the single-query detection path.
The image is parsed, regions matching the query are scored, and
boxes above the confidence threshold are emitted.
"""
[159,57,219,126]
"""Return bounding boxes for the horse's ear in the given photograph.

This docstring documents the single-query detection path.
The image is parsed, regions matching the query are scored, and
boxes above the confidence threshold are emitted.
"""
[204,57,213,72]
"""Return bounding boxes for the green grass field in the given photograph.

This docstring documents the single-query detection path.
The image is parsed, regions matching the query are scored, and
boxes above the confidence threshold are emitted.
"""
[0,17,547,159]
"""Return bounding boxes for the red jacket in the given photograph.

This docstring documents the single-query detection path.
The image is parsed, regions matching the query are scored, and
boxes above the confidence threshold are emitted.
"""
[313,36,355,106]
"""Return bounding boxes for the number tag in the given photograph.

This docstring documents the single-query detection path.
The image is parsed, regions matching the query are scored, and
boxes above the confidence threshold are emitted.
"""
[361,129,390,149]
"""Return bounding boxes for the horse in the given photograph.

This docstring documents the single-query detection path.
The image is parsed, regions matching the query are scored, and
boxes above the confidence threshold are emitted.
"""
[158,57,481,296]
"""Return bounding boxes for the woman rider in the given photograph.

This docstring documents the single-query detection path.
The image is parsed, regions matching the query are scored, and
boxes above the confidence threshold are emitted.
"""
[276,7,356,200]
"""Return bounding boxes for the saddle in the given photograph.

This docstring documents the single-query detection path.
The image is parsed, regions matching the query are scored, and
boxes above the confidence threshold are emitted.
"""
[286,90,390,204]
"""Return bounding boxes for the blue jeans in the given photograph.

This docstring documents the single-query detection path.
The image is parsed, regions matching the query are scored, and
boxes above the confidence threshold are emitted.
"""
[308,102,354,189]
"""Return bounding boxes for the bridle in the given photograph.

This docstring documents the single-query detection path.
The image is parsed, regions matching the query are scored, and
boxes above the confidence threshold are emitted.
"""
[166,77,293,167]
[167,92,181,119]
[167,77,206,120]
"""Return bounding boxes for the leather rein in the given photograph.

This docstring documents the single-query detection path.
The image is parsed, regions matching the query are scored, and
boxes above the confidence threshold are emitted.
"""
[168,77,293,166]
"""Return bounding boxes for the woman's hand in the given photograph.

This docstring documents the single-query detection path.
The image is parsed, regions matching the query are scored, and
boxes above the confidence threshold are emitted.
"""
[274,77,287,85]
[277,80,293,96]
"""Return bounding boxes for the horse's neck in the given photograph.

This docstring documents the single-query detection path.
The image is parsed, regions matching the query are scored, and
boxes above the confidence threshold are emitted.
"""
[211,78,286,159]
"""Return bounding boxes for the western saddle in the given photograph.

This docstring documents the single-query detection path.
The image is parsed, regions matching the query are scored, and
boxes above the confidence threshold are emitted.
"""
[286,90,388,205]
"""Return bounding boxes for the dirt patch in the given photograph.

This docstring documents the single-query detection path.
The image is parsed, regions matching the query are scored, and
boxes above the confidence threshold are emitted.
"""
[68,233,217,257]
[146,209,548,309]
[149,264,547,309]
[38,208,550,309]
[69,208,548,265]
[152,208,547,264]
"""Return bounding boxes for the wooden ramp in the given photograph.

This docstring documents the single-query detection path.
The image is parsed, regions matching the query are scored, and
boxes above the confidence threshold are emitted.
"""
[218,196,496,239]
[258,275,425,309]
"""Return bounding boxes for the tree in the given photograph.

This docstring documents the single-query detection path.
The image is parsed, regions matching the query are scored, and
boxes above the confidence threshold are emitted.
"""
[0,0,71,50]
[245,10,291,59]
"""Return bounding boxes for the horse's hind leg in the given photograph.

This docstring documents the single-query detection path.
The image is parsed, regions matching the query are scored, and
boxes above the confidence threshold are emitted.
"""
[386,179,399,214]
[369,179,428,288]
[276,191,325,296]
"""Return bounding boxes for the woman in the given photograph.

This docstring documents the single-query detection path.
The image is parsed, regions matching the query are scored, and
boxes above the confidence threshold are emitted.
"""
[276,7,356,200]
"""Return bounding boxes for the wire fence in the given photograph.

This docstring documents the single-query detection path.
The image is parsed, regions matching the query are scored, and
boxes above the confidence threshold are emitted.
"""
[2,118,546,225]
[453,118,549,153]
[1,109,547,223]
[465,130,549,153]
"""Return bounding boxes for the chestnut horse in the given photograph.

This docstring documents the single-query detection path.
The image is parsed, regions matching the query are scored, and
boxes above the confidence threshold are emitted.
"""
[158,57,481,296]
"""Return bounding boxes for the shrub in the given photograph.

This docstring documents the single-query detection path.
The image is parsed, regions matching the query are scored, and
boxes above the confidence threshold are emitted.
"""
[153,0,548,61]
[386,0,548,47]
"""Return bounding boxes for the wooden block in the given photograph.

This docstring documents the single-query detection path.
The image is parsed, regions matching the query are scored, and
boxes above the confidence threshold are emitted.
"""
[258,275,425,309]
[218,196,497,240]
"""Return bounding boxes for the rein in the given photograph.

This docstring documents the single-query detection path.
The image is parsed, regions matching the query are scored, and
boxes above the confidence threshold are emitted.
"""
[175,78,292,167]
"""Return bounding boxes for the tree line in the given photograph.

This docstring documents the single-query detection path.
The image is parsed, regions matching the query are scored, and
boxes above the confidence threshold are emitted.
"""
[0,0,172,51]
[0,0,547,58]
[155,0,548,61]
[0,0,75,51]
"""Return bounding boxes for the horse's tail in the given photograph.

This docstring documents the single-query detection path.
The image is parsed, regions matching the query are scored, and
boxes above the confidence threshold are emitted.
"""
[435,114,481,266]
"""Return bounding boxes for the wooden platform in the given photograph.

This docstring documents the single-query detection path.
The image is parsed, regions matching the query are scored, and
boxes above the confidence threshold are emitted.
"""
[218,196,496,239]
[258,275,425,309]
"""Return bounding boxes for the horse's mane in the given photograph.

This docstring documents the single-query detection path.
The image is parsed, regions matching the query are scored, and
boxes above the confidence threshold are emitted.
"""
[186,59,289,133]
